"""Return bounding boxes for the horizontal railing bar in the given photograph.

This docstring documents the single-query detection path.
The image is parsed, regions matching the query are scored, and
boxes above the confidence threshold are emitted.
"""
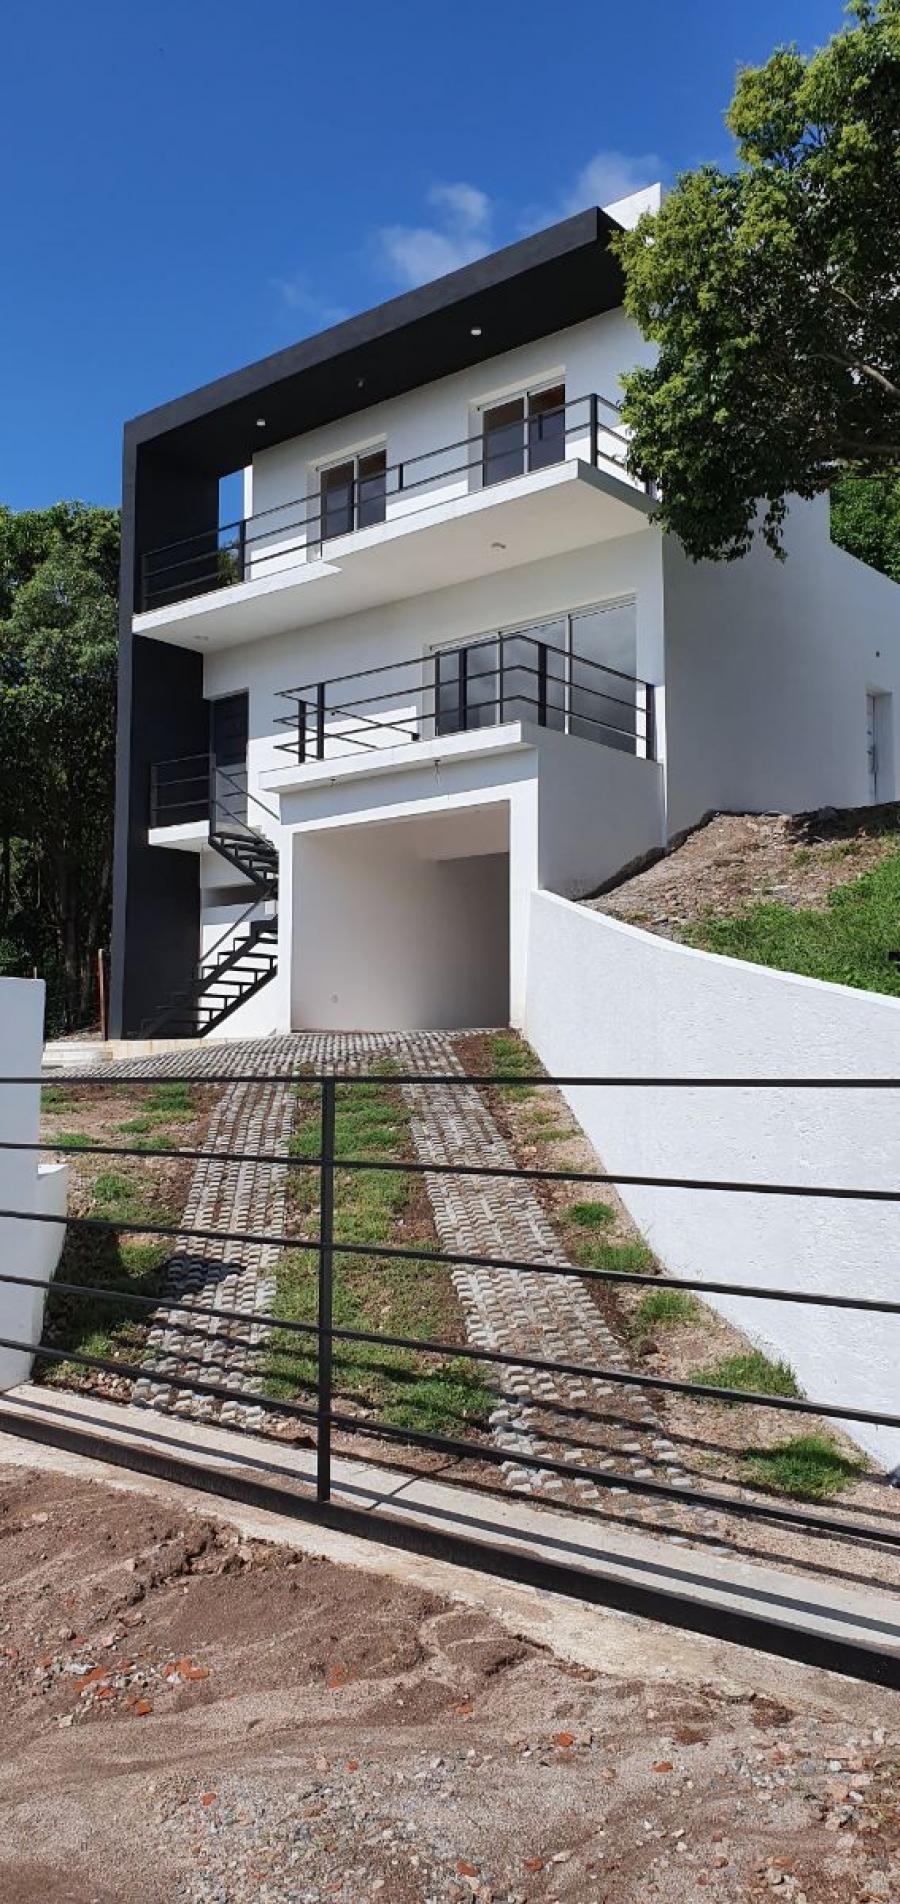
[141,393,625,563]
[0,1229,897,1425]
[28,1072,900,1089]
[320,1406,900,1549]
[20,1136,900,1202]
[0,1334,319,1428]
[141,455,645,604]
[25,1127,900,1315]
[18,1128,900,1212]
[276,632,648,704]
[7,1261,900,1421]
[141,431,640,601]
[3,1329,896,1550]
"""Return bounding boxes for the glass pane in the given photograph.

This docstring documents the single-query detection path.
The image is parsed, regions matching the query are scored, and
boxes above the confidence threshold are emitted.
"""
[358,448,387,529]
[463,637,500,729]
[527,384,566,472]
[482,397,525,487]
[320,461,355,540]
[570,600,638,750]
[435,650,463,736]
[434,640,499,734]
[501,621,566,729]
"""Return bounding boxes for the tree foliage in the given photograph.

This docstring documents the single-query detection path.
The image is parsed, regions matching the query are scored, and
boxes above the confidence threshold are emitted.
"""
[830,469,900,579]
[0,503,119,1031]
[613,0,900,562]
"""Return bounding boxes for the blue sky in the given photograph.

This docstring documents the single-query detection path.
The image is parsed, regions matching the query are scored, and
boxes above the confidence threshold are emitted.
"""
[1,0,847,511]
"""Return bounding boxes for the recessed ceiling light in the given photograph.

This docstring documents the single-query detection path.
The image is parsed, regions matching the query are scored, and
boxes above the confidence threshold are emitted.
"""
[256,417,266,428]
[470,325,482,337]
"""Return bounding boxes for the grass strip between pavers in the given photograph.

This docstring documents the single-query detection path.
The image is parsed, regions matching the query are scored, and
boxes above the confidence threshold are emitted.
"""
[264,1074,492,1436]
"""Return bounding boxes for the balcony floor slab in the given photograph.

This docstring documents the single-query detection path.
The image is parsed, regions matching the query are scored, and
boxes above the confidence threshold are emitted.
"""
[134,461,654,654]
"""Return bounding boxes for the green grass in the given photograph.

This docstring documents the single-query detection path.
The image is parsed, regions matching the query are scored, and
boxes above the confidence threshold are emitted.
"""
[265,1078,491,1436]
[42,1166,177,1382]
[55,1130,92,1150]
[740,1433,865,1500]
[689,1349,801,1403]
[571,1237,655,1274]
[41,1086,78,1114]
[564,1200,617,1230]
[631,1287,701,1332]
[487,1031,543,1100]
[115,1084,198,1150]
[684,844,900,996]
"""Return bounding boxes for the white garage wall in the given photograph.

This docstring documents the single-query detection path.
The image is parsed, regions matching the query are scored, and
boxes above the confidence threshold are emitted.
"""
[0,979,68,1389]
[525,892,900,1470]
[292,822,509,1031]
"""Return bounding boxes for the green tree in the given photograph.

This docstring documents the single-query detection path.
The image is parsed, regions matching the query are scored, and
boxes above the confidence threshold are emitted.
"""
[830,469,900,579]
[613,0,900,562]
[0,503,119,1030]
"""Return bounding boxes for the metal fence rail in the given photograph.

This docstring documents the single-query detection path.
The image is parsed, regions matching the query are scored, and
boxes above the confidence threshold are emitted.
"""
[2,1067,899,1680]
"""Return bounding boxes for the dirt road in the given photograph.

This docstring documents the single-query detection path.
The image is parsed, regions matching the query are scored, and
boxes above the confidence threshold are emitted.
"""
[0,1463,897,1903]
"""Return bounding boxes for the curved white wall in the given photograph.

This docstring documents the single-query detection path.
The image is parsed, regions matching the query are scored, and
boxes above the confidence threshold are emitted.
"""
[525,892,900,1469]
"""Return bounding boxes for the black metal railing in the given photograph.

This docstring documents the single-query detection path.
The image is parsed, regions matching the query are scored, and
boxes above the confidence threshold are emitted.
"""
[274,631,655,765]
[149,754,276,834]
[0,1066,899,1687]
[137,392,652,612]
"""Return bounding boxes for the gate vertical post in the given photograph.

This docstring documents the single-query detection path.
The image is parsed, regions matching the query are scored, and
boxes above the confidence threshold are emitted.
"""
[316,1076,336,1503]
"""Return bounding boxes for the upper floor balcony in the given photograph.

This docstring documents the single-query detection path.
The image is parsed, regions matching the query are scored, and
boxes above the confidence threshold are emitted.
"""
[134,392,656,651]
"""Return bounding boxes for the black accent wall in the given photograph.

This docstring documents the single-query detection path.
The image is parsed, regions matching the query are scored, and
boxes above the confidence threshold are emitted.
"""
[109,447,216,1037]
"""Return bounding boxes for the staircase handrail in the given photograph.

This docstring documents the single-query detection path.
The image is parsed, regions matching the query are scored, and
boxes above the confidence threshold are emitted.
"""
[210,757,282,836]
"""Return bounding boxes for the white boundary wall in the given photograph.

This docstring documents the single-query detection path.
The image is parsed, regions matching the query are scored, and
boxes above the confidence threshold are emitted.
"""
[0,980,68,1389]
[524,892,900,1470]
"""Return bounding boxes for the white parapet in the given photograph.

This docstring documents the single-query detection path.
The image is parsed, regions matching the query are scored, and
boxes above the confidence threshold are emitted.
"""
[0,979,68,1390]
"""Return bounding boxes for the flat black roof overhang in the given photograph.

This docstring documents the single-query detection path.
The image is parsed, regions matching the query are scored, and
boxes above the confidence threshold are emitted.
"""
[125,207,625,478]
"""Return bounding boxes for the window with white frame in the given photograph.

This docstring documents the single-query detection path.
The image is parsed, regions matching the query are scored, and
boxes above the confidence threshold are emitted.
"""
[480,381,566,488]
[316,444,387,542]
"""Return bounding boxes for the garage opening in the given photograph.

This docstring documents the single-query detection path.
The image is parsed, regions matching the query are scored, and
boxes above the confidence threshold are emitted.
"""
[291,805,510,1031]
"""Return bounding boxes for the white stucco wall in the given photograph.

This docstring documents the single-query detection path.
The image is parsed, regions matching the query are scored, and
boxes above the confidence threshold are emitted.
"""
[0,979,68,1388]
[525,892,900,1470]
[198,529,665,1036]
[292,818,509,1031]
[663,498,900,834]
[247,307,655,569]
[204,526,665,833]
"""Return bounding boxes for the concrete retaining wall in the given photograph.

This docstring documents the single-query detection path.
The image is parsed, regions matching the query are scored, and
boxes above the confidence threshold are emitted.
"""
[524,891,900,1470]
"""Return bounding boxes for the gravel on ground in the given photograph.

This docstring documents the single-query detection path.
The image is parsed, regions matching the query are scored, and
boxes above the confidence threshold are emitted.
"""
[0,1464,898,1904]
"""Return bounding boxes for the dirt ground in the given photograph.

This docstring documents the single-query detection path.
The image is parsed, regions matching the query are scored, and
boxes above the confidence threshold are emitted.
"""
[585,804,900,937]
[0,1463,898,1904]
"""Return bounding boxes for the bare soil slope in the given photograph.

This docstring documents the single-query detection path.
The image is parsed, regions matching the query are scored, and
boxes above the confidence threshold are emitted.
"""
[585,804,900,940]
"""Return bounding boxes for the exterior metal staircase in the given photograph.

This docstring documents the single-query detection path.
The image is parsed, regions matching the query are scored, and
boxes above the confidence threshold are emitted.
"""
[142,813,280,1039]
[208,825,279,888]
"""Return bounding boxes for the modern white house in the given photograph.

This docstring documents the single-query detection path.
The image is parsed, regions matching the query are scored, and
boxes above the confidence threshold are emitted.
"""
[110,195,900,1040]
